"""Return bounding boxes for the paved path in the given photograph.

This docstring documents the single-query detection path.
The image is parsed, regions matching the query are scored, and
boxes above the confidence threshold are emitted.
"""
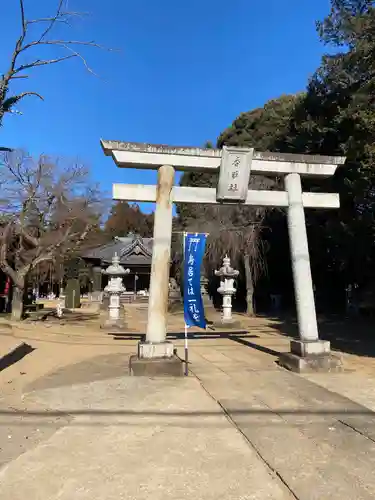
[189,347,375,500]
[2,312,375,498]
[0,355,292,500]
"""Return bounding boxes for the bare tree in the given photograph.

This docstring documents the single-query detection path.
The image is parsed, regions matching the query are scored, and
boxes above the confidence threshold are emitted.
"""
[0,0,109,127]
[180,175,276,316]
[204,218,267,316]
[0,150,103,320]
[186,203,267,316]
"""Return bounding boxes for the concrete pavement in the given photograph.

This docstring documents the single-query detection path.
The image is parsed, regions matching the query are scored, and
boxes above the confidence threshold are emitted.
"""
[0,362,292,500]
[2,312,375,498]
[1,346,375,499]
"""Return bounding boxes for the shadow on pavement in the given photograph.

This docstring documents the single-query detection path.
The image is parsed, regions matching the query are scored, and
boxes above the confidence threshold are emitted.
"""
[110,330,257,341]
[266,314,375,359]
[0,343,35,373]
[0,407,374,429]
[228,336,281,357]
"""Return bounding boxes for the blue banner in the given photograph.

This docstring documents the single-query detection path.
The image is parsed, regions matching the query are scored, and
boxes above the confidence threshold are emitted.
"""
[183,233,207,329]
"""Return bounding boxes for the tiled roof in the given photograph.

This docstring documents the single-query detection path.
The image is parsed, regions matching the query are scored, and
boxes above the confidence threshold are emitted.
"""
[82,234,153,266]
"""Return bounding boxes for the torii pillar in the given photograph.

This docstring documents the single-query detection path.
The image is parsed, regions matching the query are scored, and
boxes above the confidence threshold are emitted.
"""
[102,139,346,375]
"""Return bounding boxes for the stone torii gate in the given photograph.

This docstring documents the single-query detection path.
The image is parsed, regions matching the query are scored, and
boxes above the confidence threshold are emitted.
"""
[102,140,346,375]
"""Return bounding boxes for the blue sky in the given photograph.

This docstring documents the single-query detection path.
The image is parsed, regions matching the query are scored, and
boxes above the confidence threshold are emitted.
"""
[1,0,331,213]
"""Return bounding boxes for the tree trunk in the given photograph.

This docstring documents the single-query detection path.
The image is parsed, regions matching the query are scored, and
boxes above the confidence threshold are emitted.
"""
[244,255,255,316]
[11,284,24,321]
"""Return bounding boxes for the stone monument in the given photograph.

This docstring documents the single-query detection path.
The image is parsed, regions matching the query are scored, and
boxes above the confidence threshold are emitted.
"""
[214,255,240,327]
[168,278,181,304]
[200,276,210,305]
[101,253,130,330]
[65,278,80,309]
[90,266,103,303]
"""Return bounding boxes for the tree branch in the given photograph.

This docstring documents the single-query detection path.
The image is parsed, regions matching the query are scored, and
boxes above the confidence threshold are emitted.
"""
[31,219,91,271]
[14,40,110,77]
[27,12,83,26]
[19,227,39,248]
[1,1,113,122]
[19,0,27,40]
[21,39,106,51]
[31,253,54,268]
[15,55,76,73]
[18,263,32,279]
[0,223,22,287]
[15,91,43,101]
[37,0,64,42]
[0,1,27,109]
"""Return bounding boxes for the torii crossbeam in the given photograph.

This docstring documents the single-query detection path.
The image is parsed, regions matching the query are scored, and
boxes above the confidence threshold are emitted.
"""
[102,139,346,374]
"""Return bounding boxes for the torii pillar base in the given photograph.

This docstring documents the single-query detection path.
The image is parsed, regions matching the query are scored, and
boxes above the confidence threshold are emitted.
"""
[129,341,184,377]
[213,319,241,330]
[101,319,128,331]
[278,340,343,373]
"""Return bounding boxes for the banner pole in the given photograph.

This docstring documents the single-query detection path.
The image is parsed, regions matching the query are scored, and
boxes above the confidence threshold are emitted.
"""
[184,322,189,376]
[183,232,189,376]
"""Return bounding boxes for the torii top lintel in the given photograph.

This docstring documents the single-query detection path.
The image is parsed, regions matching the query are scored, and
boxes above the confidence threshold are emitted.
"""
[101,139,346,178]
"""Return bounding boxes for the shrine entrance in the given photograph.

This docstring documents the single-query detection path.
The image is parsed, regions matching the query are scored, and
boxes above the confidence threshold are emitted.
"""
[102,139,345,374]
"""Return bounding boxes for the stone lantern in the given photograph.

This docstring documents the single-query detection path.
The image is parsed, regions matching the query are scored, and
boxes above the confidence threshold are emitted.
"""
[101,253,130,329]
[215,255,239,325]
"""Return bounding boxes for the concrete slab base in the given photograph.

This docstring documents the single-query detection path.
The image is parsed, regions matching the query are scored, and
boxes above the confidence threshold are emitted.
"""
[82,301,101,310]
[129,355,184,377]
[278,352,343,373]
[290,339,330,357]
[100,319,127,331]
[212,320,241,329]
[138,341,174,358]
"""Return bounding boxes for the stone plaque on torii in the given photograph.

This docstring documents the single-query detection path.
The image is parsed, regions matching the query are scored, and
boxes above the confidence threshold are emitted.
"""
[102,139,346,374]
